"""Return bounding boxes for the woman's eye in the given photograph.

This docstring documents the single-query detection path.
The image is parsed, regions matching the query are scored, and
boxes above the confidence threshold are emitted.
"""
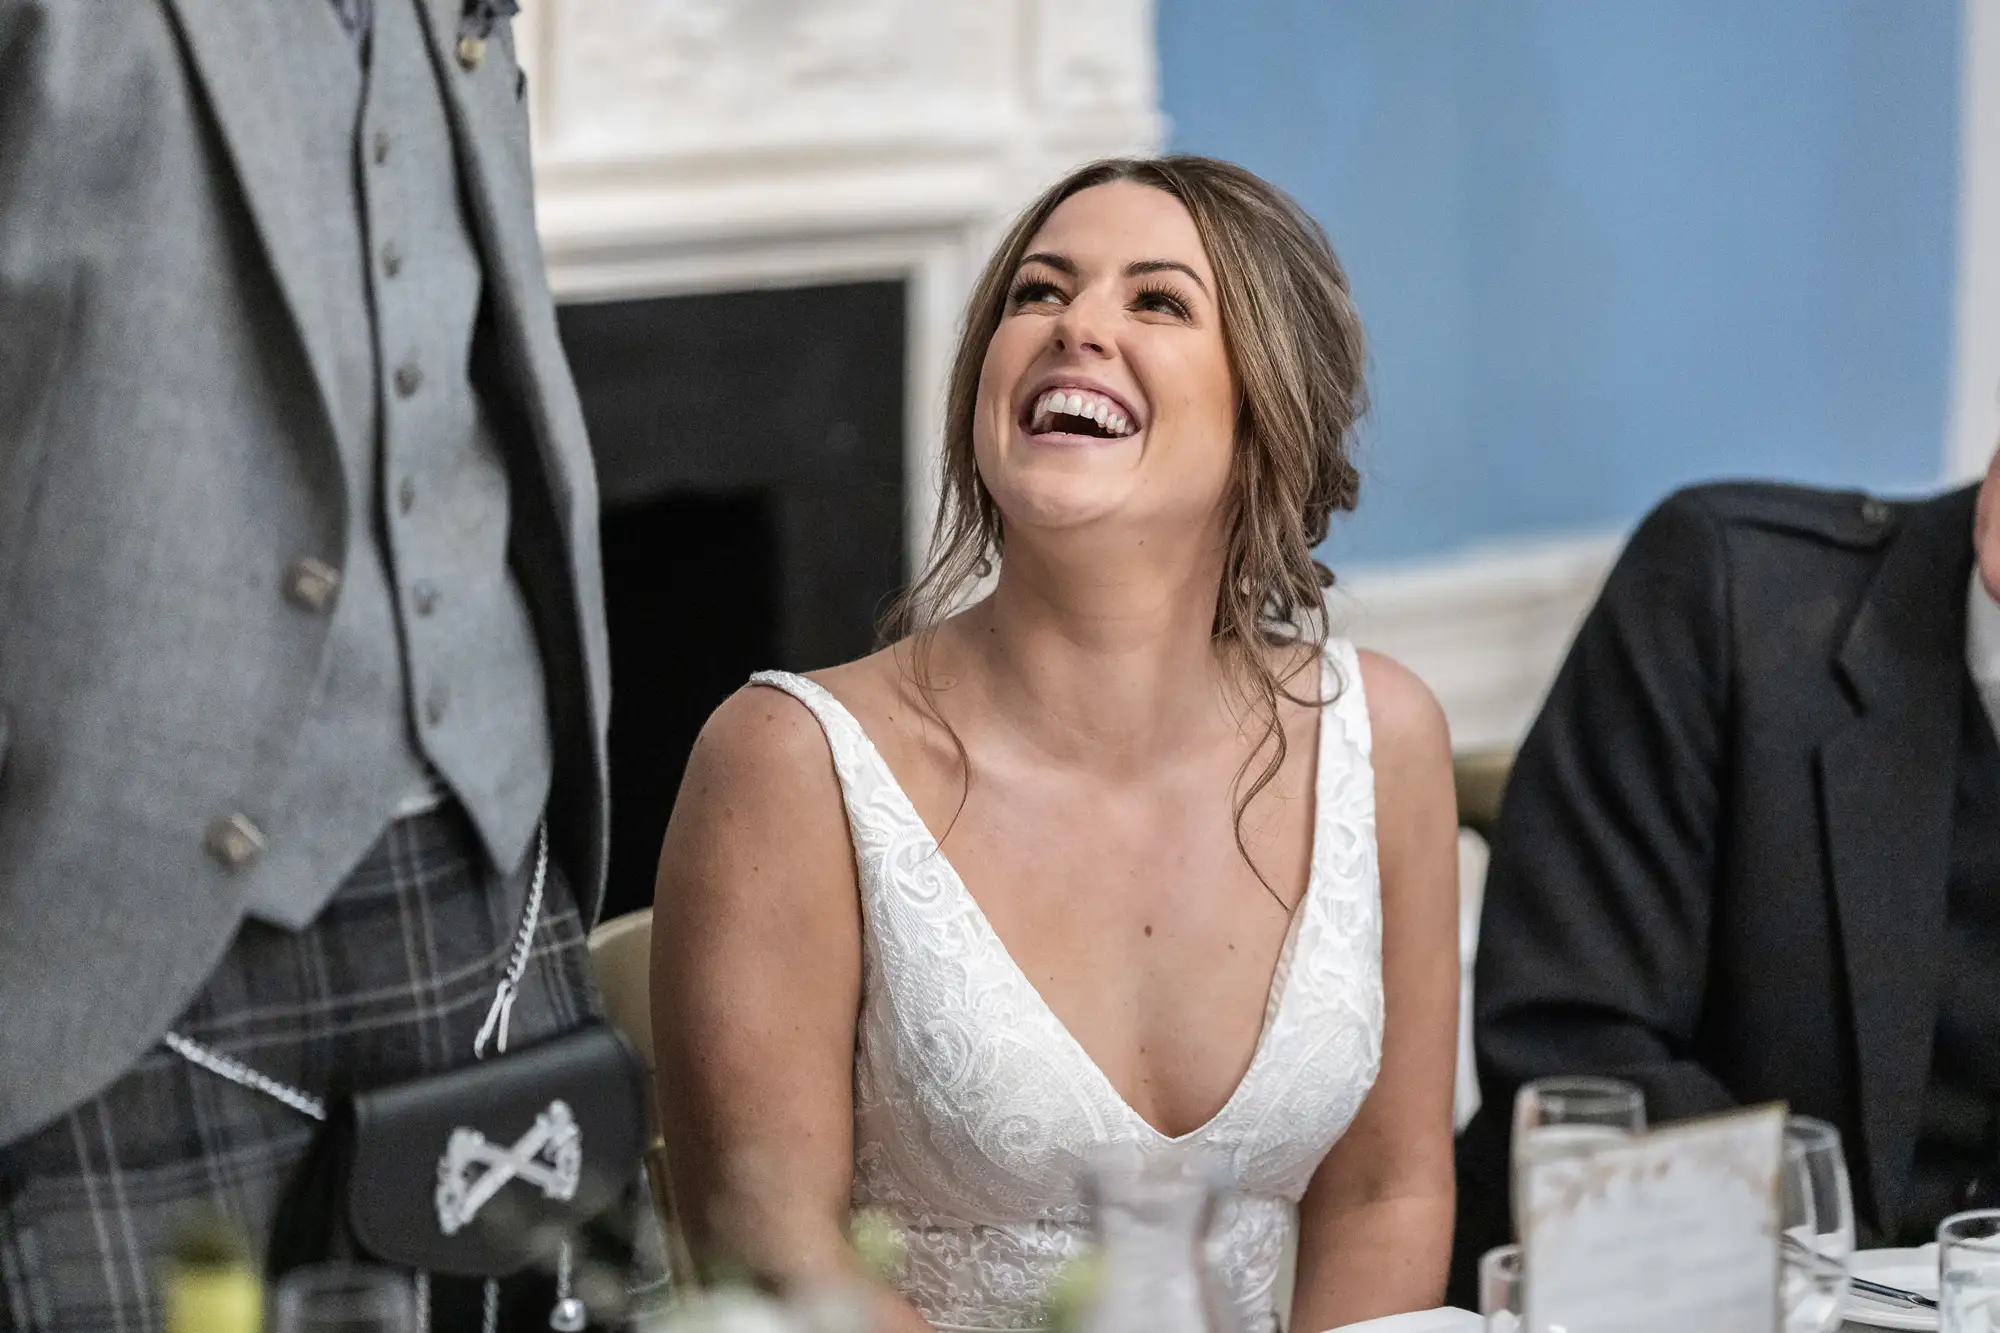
[1010,280,1065,308]
[1133,287,1192,320]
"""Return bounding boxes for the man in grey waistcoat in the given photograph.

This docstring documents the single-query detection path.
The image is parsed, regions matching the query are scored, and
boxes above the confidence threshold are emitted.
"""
[0,0,611,1327]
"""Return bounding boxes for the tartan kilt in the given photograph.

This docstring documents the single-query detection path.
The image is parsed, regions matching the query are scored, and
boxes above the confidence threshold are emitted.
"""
[0,805,604,1333]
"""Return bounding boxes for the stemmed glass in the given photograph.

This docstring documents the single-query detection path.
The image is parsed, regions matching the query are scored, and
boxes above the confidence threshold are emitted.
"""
[271,1263,417,1333]
[1779,1116,1855,1333]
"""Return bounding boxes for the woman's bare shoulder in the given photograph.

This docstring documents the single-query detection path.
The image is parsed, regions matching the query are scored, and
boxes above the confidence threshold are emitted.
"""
[688,680,839,795]
[665,682,855,894]
[679,640,954,824]
[1353,648,1450,772]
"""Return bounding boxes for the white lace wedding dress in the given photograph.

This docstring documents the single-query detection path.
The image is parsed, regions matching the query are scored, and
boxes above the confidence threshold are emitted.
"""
[750,639,1384,1333]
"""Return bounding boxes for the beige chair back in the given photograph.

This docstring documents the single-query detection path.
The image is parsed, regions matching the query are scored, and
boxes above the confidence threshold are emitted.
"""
[586,907,697,1286]
[1452,746,1514,843]
[588,908,654,1062]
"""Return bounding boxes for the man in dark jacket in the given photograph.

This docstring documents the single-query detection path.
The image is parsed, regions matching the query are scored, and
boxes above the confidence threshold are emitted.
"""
[1451,446,2000,1298]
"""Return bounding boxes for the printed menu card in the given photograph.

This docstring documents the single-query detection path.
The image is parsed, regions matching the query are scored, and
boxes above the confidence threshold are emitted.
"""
[1519,1103,1786,1333]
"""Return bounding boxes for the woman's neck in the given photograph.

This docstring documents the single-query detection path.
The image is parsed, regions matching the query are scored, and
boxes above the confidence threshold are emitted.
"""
[937,524,1245,774]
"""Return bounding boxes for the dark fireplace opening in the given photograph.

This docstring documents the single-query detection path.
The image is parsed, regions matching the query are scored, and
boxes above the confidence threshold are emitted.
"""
[599,491,776,923]
[560,280,908,920]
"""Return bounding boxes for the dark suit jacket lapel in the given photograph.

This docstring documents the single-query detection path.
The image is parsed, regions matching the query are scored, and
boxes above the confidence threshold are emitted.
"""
[159,0,346,449]
[1821,484,1978,1229]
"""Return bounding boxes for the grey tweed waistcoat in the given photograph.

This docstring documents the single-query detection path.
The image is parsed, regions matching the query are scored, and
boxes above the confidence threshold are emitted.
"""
[248,0,554,926]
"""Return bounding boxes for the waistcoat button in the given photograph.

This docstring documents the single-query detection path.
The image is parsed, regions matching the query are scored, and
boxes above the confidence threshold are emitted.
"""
[284,556,343,613]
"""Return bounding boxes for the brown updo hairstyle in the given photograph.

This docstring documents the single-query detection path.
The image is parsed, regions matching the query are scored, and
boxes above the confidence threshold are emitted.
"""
[887,155,1368,899]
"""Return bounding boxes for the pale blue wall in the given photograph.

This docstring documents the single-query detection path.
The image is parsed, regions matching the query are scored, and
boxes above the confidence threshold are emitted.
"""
[1157,1,1962,562]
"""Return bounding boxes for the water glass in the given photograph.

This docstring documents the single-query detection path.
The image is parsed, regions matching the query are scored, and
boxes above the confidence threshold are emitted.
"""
[272,1263,416,1333]
[1779,1116,1854,1332]
[1078,1144,1245,1333]
[1942,1210,2000,1332]
[1511,1076,1645,1189]
[1477,1243,1522,1332]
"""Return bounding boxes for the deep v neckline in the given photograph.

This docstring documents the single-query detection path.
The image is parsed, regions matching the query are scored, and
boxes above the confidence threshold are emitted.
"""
[782,654,1334,1143]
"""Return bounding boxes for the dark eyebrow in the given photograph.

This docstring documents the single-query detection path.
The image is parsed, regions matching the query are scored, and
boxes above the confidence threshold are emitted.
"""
[1017,251,1077,276]
[1124,258,1208,294]
[1016,252,1209,296]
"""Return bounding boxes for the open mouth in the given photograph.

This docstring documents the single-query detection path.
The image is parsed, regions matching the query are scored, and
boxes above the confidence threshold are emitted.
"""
[1024,387,1139,441]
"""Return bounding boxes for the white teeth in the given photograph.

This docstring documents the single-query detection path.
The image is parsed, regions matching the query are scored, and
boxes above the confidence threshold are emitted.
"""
[1028,387,1138,436]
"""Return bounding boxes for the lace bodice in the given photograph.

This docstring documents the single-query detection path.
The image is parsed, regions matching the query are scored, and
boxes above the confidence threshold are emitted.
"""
[749,641,1384,1333]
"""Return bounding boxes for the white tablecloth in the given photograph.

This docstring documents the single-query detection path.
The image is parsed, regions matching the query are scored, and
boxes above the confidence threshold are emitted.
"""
[1328,1310,1483,1333]
[1416,1311,1900,1328]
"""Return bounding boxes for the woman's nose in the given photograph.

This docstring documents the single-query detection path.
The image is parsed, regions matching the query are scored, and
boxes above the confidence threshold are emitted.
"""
[1052,292,1112,357]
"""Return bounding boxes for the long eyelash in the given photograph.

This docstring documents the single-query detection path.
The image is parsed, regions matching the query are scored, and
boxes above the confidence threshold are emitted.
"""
[1008,278,1063,307]
[1133,281,1193,320]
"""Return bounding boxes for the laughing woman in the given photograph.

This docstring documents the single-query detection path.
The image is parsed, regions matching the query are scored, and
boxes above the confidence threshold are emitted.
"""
[652,156,1460,1333]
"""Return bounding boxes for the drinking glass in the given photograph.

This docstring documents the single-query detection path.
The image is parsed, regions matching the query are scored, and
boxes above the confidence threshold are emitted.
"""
[1477,1243,1523,1333]
[1076,1144,1245,1333]
[1941,1210,2000,1333]
[272,1263,417,1333]
[1779,1116,1854,1332]
[1510,1076,1645,1223]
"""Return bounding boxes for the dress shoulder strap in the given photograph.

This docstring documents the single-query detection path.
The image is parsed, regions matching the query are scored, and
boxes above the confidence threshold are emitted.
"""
[747,669,842,728]
[1319,636,1373,763]
[745,670,916,849]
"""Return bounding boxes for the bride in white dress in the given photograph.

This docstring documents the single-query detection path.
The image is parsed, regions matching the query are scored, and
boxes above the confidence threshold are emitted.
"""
[653,156,1460,1333]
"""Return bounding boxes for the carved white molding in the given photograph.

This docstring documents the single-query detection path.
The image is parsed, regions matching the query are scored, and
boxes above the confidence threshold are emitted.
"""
[1950,0,2000,479]
[530,5,1017,164]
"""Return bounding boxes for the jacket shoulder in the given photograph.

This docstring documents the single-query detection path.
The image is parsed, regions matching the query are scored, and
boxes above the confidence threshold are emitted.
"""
[1659,480,1902,552]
